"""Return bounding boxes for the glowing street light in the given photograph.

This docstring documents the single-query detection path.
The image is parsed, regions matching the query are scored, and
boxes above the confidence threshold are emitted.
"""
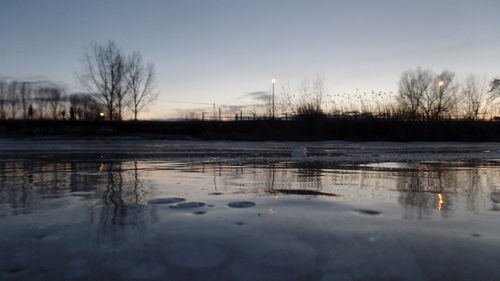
[99,112,105,118]
[272,78,276,119]
[438,81,445,87]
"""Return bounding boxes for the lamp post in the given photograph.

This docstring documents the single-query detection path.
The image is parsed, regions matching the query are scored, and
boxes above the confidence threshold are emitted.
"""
[271,78,276,119]
[437,81,445,119]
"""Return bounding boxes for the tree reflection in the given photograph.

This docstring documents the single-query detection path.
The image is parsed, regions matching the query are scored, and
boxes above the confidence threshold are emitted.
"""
[0,160,154,240]
[396,164,498,219]
[93,161,156,243]
[184,161,498,219]
[0,159,498,226]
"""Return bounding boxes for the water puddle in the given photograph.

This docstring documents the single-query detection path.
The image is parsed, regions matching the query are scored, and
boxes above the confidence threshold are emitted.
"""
[1,141,500,280]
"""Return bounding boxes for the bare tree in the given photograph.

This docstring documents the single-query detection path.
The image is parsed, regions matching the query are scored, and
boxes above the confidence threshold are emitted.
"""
[428,71,458,120]
[397,67,433,120]
[124,52,158,121]
[491,79,500,97]
[461,75,490,119]
[296,76,326,116]
[312,75,325,112]
[46,87,63,119]
[277,79,295,116]
[78,41,126,120]
[34,86,51,119]
[19,82,32,119]
[0,80,6,119]
[7,81,18,119]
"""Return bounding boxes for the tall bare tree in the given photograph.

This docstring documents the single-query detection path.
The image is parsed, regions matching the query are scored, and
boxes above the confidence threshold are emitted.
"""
[0,80,6,119]
[35,86,51,119]
[461,75,490,119]
[124,52,158,121]
[47,87,63,119]
[490,78,500,117]
[427,71,458,120]
[397,67,433,120]
[277,79,295,116]
[7,81,18,119]
[78,41,126,120]
[19,82,32,119]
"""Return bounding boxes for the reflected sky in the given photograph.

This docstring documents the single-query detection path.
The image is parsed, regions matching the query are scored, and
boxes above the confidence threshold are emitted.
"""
[1,159,499,220]
[1,158,500,280]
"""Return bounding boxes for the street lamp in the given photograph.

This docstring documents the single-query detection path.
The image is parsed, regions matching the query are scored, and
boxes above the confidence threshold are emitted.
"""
[271,78,276,119]
[438,81,445,87]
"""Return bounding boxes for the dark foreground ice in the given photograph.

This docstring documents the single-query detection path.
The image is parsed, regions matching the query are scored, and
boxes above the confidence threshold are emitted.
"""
[0,139,499,280]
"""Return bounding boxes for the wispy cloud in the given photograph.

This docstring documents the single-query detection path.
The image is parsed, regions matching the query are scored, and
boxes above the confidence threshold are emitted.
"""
[240,91,270,102]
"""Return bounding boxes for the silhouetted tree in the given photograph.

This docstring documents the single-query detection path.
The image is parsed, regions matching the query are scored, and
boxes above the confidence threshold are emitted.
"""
[397,67,432,120]
[34,86,51,119]
[296,76,326,117]
[491,79,500,97]
[7,81,18,119]
[0,80,6,119]
[19,82,32,119]
[124,52,158,121]
[277,79,295,116]
[461,75,490,119]
[47,87,63,119]
[78,41,126,120]
[426,70,458,120]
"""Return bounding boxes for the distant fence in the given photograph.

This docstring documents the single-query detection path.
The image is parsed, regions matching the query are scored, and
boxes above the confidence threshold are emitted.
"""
[182,111,500,122]
[184,112,378,121]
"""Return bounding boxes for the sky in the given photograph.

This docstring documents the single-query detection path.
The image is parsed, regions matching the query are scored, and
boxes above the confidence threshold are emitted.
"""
[1,0,500,119]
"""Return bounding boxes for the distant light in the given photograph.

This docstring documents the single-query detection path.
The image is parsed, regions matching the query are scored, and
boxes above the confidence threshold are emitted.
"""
[438,81,445,87]
[99,112,105,117]
[438,193,444,210]
[272,78,276,84]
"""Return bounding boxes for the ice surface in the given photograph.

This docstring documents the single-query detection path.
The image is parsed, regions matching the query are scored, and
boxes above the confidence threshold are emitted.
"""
[0,139,500,280]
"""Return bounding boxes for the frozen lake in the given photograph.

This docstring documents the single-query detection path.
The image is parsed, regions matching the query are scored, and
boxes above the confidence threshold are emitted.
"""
[1,139,500,280]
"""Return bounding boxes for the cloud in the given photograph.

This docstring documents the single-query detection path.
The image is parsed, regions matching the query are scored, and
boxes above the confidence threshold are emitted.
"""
[240,91,271,102]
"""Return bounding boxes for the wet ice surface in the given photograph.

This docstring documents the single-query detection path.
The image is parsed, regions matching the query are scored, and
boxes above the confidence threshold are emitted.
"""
[0,139,500,280]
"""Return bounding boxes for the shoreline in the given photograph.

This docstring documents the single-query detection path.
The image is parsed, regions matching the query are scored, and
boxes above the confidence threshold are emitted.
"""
[1,119,500,142]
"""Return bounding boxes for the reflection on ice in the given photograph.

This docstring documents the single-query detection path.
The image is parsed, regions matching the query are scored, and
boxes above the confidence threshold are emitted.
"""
[228,201,256,208]
[0,153,500,280]
[147,197,186,205]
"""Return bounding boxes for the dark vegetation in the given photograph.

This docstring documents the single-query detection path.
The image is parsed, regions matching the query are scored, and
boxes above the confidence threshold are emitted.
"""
[1,117,499,141]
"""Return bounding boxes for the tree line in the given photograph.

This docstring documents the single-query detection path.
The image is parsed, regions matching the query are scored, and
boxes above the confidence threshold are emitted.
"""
[397,67,499,120]
[256,70,500,121]
[2,40,500,122]
[0,80,104,120]
[0,40,157,121]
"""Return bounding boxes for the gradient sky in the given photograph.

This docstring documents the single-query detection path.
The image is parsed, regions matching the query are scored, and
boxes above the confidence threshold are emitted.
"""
[1,0,500,118]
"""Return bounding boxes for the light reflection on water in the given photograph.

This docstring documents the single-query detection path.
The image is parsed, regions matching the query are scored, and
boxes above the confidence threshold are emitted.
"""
[1,160,499,218]
[1,159,500,280]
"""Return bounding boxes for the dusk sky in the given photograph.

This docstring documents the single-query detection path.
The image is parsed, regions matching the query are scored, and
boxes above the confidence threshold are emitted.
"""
[1,0,500,119]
